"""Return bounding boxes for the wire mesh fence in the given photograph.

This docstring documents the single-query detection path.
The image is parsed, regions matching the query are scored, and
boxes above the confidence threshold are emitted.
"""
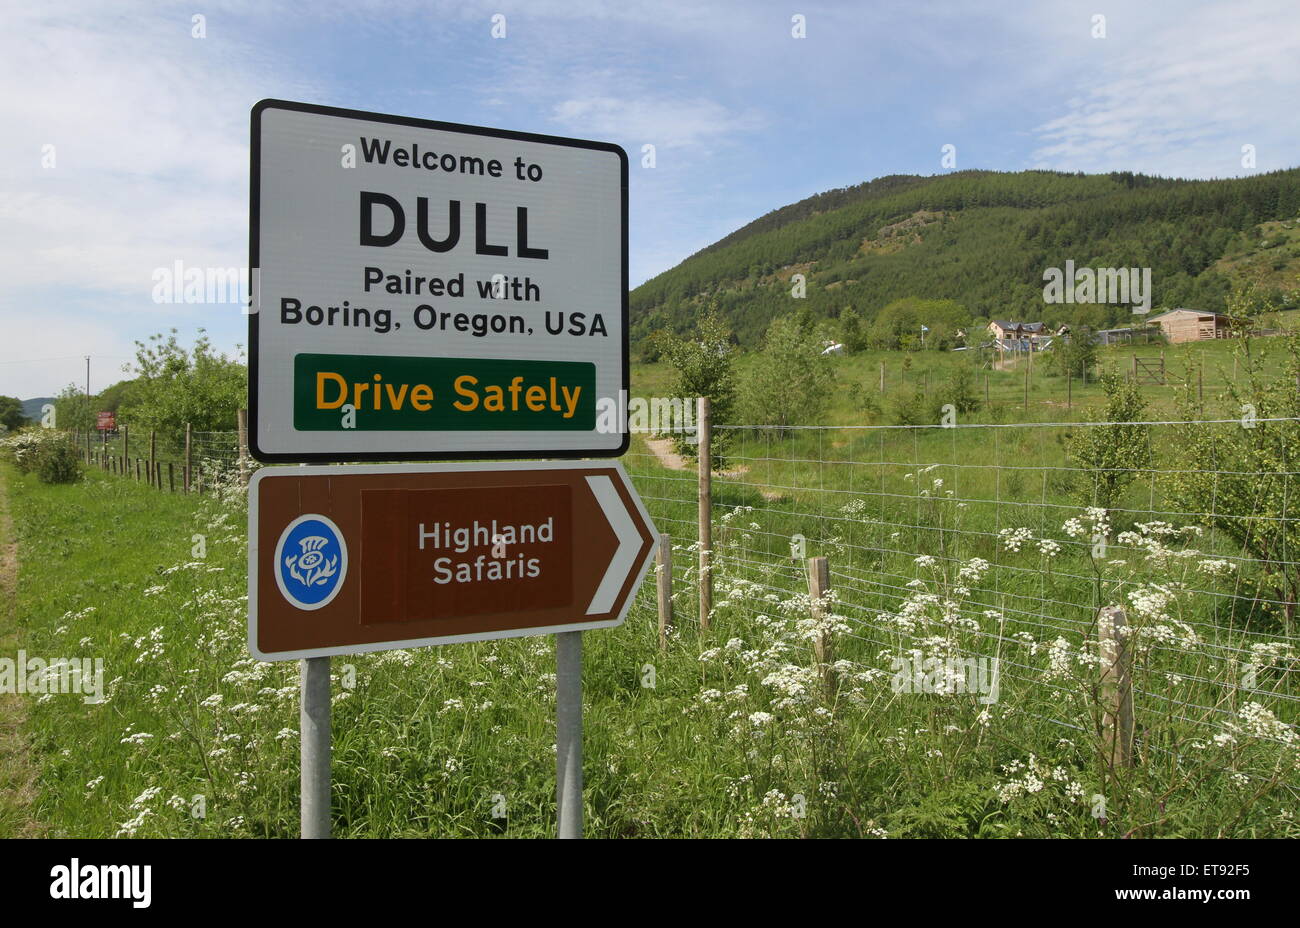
[78,425,242,493]
[69,408,1300,791]
[625,414,1300,795]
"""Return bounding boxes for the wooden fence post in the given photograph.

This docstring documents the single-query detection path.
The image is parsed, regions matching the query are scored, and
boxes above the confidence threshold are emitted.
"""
[879,361,884,393]
[184,422,192,493]
[149,430,156,486]
[168,462,175,493]
[122,425,129,476]
[134,459,141,482]
[697,396,712,631]
[1099,606,1135,771]
[154,461,161,490]
[807,556,836,697]
[656,533,673,650]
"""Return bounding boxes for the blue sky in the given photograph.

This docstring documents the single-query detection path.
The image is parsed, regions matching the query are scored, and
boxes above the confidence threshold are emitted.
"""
[3,0,1298,398]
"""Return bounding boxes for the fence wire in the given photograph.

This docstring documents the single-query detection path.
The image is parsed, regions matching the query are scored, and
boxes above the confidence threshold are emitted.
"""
[626,417,1300,789]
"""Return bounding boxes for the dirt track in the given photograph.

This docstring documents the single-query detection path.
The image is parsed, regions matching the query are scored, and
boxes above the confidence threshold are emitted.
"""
[0,466,42,837]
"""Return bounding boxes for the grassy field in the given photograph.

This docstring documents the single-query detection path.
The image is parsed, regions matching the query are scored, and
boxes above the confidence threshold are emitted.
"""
[6,368,1300,836]
[633,336,1296,427]
[5,332,1299,838]
[0,463,39,837]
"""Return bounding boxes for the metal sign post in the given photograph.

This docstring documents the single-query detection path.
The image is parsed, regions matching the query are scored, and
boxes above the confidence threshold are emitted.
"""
[555,631,583,838]
[300,656,331,839]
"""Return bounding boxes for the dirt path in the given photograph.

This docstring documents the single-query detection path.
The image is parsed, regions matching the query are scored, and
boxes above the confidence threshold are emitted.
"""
[0,466,42,837]
[646,436,751,478]
[645,437,688,470]
[644,437,789,500]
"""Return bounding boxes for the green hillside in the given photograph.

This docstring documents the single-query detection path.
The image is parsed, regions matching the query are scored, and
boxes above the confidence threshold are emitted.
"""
[631,168,1300,350]
[19,397,54,422]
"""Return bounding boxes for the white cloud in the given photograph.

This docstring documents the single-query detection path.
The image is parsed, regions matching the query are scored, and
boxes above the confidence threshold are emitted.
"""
[0,2,313,395]
[552,95,764,152]
[0,5,273,300]
[1028,1,1300,176]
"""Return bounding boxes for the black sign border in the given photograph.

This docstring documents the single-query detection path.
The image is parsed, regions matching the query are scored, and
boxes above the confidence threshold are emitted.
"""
[249,98,630,463]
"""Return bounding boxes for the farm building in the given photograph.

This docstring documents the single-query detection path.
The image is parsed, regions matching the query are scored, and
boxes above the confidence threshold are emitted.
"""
[988,320,1047,342]
[987,320,1068,352]
[1146,308,1234,343]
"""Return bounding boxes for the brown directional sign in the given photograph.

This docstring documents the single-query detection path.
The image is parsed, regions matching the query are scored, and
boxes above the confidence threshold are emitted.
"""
[248,461,657,660]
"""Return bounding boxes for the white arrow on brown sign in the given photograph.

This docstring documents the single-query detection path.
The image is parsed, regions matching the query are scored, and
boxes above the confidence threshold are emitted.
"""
[248,461,659,661]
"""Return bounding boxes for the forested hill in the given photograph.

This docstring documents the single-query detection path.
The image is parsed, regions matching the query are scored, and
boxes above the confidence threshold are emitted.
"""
[630,168,1300,350]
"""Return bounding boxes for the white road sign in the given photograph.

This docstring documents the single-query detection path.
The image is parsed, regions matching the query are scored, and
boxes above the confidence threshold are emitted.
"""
[249,100,629,462]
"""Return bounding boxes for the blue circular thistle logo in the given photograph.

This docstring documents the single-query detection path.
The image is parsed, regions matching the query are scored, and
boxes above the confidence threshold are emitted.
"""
[274,514,347,610]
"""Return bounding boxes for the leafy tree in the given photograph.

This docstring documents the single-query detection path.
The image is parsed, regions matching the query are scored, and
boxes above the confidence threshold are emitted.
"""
[52,383,94,432]
[738,313,836,437]
[868,299,918,350]
[839,306,867,352]
[1066,367,1149,513]
[97,379,136,413]
[0,395,25,432]
[117,329,246,443]
[1046,333,1097,379]
[868,298,970,351]
[653,307,737,468]
[934,365,982,417]
[890,383,931,426]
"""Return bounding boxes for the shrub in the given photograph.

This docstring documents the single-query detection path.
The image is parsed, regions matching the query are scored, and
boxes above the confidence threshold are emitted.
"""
[890,384,931,425]
[654,306,737,469]
[36,439,84,484]
[934,366,982,416]
[2,428,84,484]
[739,313,836,437]
[1065,367,1148,512]
[1046,336,1097,379]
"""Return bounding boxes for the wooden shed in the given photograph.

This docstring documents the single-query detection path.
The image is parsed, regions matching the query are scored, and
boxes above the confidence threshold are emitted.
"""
[1147,309,1233,343]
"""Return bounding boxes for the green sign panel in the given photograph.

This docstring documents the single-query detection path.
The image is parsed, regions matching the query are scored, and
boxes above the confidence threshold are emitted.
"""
[293,353,596,431]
